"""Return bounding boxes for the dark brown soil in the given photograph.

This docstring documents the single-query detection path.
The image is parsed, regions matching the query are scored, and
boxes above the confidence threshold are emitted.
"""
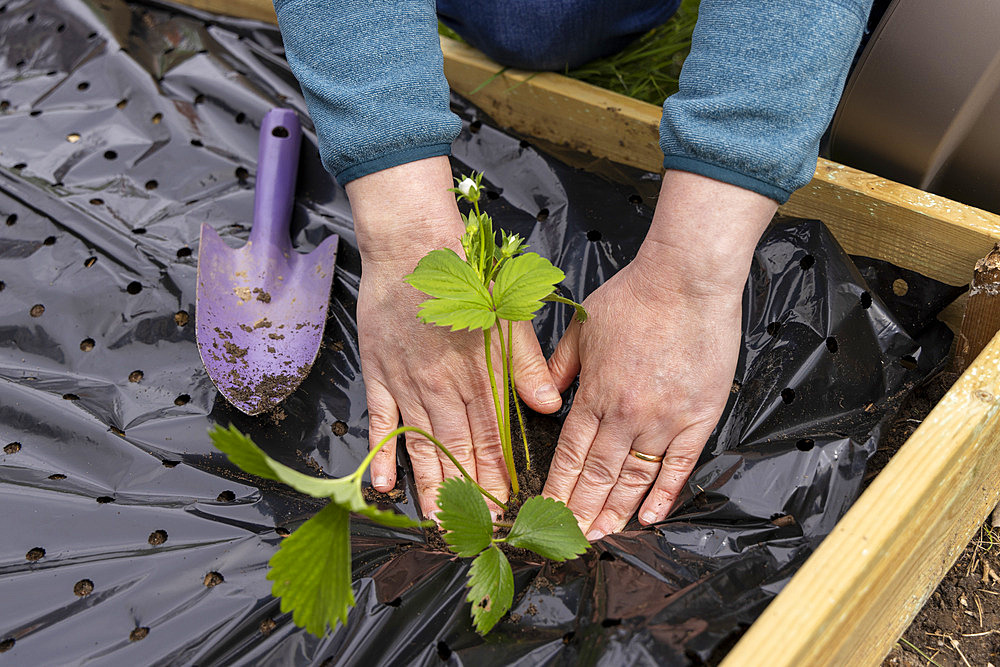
[147,530,168,546]
[202,571,224,587]
[129,627,149,642]
[73,579,94,597]
[880,371,1000,666]
[259,618,277,636]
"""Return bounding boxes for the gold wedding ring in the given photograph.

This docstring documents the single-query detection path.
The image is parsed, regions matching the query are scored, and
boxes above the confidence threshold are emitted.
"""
[629,449,664,463]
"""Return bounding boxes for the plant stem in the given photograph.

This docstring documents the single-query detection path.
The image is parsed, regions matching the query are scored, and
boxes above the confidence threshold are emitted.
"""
[496,322,519,495]
[360,425,507,510]
[485,328,518,494]
[491,520,514,528]
[508,319,531,470]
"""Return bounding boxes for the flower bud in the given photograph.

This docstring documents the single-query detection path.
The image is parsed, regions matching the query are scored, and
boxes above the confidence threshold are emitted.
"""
[457,177,478,200]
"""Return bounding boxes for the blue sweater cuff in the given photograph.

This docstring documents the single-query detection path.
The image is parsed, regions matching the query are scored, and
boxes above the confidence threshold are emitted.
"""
[335,143,453,185]
[662,155,794,203]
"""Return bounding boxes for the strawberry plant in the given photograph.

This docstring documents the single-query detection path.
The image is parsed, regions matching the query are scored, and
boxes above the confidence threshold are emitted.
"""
[208,171,589,638]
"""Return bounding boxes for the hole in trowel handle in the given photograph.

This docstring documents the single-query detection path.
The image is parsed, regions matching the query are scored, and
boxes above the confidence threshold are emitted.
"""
[271,126,289,138]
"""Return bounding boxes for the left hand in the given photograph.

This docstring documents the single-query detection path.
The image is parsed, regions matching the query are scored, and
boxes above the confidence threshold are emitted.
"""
[542,170,777,540]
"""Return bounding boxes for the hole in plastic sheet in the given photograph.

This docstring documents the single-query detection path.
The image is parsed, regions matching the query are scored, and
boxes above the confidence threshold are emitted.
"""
[485,188,499,200]
[234,111,246,124]
[780,388,795,404]
[799,254,815,270]
[259,618,277,636]
[0,639,14,652]
[77,81,89,91]
[163,46,174,55]
[190,138,203,147]
[766,321,781,336]
[79,338,95,351]
[150,112,163,124]
[110,426,125,437]
[103,150,117,160]
[235,166,249,181]
[87,31,96,39]
[126,281,142,294]
[194,93,205,104]
[536,208,549,222]
[48,473,66,480]
[47,70,58,77]
[587,229,602,242]
[5,213,16,225]
[148,530,167,546]
[144,179,158,190]
[436,640,452,660]
[599,551,615,561]
[84,257,98,270]
[216,490,235,502]
[88,198,103,206]
[275,526,290,537]
[17,60,26,69]
[271,126,288,138]
[796,438,815,452]
[601,618,622,628]
[74,579,94,596]
[43,235,56,245]
[132,227,146,235]
[0,280,4,292]
[826,336,839,354]
[13,162,27,170]
[562,631,575,644]
[860,291,873,309]
[176,247,192,258]
[899,355,918,370]
[66,133,80,143]
[96,495,114,503]
[116,98,127,110]
[128,370,143,383]
[174,393,190,405]
[519,139,530,149]
[203,571,224,587]
[25,547,45,561]
[57,23,65,32]
[0,100,8,111]
[468,119,482,134]
[332,421,348,436]
[26,12,34,22]
[4,442,21,454]
[129,627,149,642]
[628,193,643,205]
[28,110,41,117]
[161,460,180,468]
[29,303,45,317]
[173,311,190,326]
[892,278,909,297]
[386,596,402,608]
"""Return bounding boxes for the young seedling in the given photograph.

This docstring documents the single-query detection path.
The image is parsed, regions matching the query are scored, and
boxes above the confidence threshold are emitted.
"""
[209,170,589,638]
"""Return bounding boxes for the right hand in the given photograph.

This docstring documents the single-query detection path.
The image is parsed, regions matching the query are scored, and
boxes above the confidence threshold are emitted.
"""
[347,156,563,520]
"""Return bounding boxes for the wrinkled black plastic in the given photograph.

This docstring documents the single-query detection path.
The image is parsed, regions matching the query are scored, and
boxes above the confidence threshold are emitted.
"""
[0,2,956,665]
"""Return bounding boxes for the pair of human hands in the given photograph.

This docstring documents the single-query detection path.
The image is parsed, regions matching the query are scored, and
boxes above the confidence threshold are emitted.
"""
[347,157,775,541]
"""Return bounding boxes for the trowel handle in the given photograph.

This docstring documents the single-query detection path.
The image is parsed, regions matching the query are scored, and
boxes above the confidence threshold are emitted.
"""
[249,108,302,249]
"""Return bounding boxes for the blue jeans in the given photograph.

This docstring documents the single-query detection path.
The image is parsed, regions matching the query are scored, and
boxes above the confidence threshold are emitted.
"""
[437,0,683,70]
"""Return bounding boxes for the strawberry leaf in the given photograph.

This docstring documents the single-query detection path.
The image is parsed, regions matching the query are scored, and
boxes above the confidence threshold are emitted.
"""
[404,248,496,331]
[493,252,565,321]
[267,503,353,636]
[466,544,514,635]
[437,477,492,557]
[506,496,589,561]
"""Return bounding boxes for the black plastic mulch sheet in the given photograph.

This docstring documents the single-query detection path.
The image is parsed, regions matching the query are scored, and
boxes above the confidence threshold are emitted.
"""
[0,2,958,665]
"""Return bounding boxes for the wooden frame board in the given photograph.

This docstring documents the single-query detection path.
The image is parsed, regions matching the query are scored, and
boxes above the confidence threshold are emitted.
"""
[167,2,1000,663]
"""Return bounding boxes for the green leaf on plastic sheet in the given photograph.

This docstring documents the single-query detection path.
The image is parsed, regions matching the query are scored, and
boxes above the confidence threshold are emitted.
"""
[267,503,354,636]
[493,252,565,321]
[437,477,493,557]
[542,293,588,323]
[506,496,590,561]
[404,248,497,331]
[466,544,514,635]
[208,425,429,529]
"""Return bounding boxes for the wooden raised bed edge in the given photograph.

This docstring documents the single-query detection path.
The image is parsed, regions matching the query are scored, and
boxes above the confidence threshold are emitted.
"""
[172,2,1000,664]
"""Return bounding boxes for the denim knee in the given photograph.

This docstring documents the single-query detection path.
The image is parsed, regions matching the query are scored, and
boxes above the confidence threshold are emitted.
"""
[439,0,681,71]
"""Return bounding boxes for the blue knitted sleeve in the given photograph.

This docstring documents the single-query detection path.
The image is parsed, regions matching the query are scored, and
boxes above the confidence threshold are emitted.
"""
[273,0,461,185]
[660,0,872,203]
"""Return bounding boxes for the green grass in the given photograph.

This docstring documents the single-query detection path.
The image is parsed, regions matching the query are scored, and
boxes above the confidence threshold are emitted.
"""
[439,0,700,106]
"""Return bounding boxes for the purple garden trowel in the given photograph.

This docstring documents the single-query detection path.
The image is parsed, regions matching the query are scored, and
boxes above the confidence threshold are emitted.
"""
[196,108,338,415]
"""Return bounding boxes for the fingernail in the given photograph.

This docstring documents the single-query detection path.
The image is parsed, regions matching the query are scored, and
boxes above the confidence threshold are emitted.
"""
[490,510,498,523]
[535,384,560,405]
[585,529,604,542]
[428,510,440,524]
[373,475,388,490]
[640,511,656,525]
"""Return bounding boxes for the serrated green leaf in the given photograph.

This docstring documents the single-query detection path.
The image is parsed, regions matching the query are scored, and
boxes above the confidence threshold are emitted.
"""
[437,477,492,557]
[209,425,427,529]
[493,252,565,321]
[466,545,514,635]
[404,248,496,331]
[267,503,353,636]
[506,496,589,561]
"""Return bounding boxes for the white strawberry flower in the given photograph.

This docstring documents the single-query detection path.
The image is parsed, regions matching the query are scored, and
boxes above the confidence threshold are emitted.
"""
[457,177,478,199]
